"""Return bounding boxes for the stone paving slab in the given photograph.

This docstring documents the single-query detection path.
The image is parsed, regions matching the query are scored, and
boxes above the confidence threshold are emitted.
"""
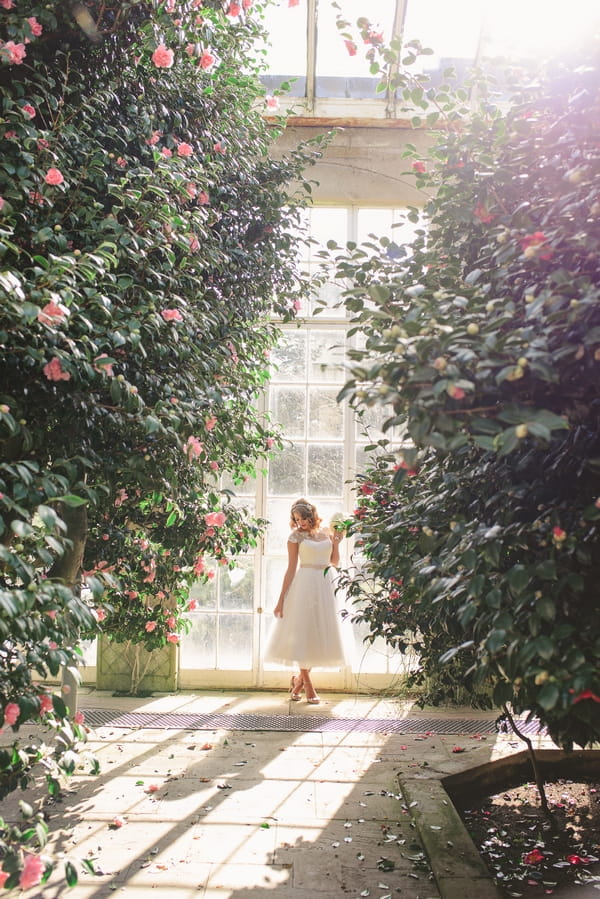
[3,690,575,899]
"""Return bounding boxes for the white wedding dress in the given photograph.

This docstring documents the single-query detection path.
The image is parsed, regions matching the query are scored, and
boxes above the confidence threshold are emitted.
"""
[263,529,352,670]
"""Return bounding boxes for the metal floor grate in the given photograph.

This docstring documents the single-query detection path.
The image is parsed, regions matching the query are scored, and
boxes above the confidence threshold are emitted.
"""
[82,708,544,735]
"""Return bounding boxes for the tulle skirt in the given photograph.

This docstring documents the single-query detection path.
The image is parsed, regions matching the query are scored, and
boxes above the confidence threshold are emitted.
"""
[263,566,353,670]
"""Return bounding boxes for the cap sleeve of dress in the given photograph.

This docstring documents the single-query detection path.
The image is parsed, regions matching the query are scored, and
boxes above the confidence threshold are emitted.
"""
[288,530,303,544]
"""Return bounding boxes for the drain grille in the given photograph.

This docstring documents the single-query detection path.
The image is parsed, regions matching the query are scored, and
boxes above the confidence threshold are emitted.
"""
[82,708,544,735]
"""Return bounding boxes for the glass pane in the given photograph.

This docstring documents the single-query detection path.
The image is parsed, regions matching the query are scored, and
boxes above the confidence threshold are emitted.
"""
[259,0,307,97]
[309,331,346,382]
[312,278,346,317]
[316,0,396,98]
[308,388,344,439]
[271,386,306,437]
[308,444,343,496]
[481,0,599,62]
[264,557,288,615]
[268,443,306,495]
[271,331,307,382]
[265,505,292,555]
[180,614,217,668]
[220,560,254,612]
[402,0,482,79]
[309,207,349,251]
[189,576,217,610]
[219,614,253,669]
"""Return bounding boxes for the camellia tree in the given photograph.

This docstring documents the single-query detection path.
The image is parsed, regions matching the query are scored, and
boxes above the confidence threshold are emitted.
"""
[0,0,321,888]
[328,33,600,752]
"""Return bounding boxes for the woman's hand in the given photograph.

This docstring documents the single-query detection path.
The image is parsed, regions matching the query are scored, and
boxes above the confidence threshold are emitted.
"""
[273,600,284,618]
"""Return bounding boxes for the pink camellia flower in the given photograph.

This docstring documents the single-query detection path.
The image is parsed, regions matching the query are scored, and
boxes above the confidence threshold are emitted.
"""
[39,693,54,714]
[37,138,49,149]
[22,104,36,118]
[205,511,227,527]
[288,0,299,5]
[116,156,127,167]
[519,231,554,261]
[161,308,183,322]
[227,2,241,15]
[94,354,114,376]
[193,556,205,576]
[151,44,174,68]
[43,357,71,382]
[166,633,179,644]
[74,710,85,725]
[412,160,426,173]
[19,854,45,891]
[146,783,160,793]
[0,197,4,212]
[573,689,600,704]
[44,167,64,186]
[188,599,198,611]
[552,526,566,541]
[166,616,177,629]
[165,0,176,11]
[185,182,197,199]
[209,461,219,471]
[28,16,43,37]
[205,415,217,431]
[474,203,494,223]
[243,0,252,7]
[126,590,138,600]
[266,437,275,449]
[38,300,68,326]
[1,41,26,65]
[213,141,226,154]
[110,815,126,829]
[29,190,45,205]
[189,235,200,252]
[161,146,173,158]
[177,141,193,157]
[207,570,215,580]
[198,190,210,205]
[185,435,203,459]
[3,702,20,726]
[567,854,591,865]
[344,40,357,56]
[145,620,157,633]
[95,608,107,622]
[447,385,465,400]
[265,95,279,111]
[523,848,544,866]
[186,42,196,57]
[146,130,162,146]
[0,0,15,9]
[199,50,215,71]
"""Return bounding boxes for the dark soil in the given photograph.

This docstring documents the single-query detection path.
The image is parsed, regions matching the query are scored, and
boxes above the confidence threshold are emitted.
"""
[459,780,600,897]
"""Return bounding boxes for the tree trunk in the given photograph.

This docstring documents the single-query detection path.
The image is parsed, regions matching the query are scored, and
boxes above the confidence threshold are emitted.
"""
[48,503,89,714]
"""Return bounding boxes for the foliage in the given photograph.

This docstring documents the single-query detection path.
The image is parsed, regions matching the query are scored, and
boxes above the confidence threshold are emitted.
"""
[0,0,318,886]
[330,37,600,750]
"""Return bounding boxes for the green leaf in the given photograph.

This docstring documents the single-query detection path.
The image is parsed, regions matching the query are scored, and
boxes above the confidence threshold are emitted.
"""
[537,682,559,711]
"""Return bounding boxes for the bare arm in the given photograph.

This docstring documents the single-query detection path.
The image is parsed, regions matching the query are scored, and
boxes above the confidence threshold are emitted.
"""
[273,539,300,618]
[329,529,342,567]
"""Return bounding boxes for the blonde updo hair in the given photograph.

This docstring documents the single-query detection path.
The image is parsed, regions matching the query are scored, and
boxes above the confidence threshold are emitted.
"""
[290,498,321,533]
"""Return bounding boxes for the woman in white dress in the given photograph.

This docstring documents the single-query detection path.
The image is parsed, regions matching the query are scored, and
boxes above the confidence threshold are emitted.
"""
[263,498,349,704]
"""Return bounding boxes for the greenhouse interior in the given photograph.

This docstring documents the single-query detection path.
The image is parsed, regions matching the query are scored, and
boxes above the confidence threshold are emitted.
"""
[1,0,599,895]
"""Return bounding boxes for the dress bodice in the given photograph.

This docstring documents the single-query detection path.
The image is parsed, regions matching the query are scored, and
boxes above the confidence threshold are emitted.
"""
[291,530,332,568]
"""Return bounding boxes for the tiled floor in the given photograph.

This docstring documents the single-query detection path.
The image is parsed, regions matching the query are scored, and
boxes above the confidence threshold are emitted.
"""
[1,690,578,898]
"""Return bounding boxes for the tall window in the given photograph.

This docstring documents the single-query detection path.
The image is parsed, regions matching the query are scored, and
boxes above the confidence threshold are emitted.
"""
[180,206,419,689]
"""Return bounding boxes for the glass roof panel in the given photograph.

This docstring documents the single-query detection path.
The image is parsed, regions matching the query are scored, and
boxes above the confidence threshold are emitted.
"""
[260,0,307,97]
[315,0,396,98]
